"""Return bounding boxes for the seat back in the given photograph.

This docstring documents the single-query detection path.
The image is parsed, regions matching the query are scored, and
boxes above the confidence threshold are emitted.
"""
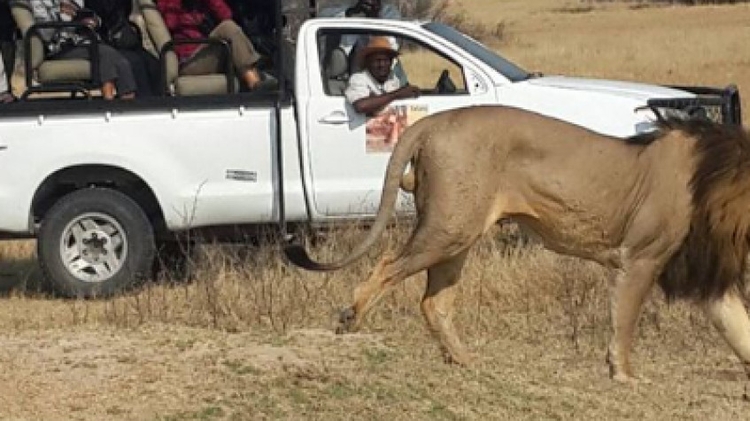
[9,0,43,70]
[138,0,178,90]
[323,47,349,96]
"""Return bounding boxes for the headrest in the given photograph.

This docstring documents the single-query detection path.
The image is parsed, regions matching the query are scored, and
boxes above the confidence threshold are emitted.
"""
[326,48,348,78]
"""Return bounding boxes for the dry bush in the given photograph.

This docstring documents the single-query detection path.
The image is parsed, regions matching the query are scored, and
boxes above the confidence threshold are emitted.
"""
[0,220,704,358]
[393,0,506,42]
[609,0,750,3]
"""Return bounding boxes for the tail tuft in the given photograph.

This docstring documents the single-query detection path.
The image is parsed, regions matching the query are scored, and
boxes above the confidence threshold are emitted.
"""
[283,243,333,271]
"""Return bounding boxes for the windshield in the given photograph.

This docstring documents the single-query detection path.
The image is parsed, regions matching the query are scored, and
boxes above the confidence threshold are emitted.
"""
[423,22,530,82]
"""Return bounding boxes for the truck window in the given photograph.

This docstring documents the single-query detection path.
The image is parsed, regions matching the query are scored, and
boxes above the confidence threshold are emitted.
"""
[317,30,467,97]
[397,38,467,95]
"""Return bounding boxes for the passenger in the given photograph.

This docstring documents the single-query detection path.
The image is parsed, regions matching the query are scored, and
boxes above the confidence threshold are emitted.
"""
[344,36,419,116]
[157,0,265,91]
[30,0,138,99]
[0,0,16,101]
[85,0,161,96]
[0,60,13,103]
[223,0,273,40]
[321,0,401,55]
[322,0,405,82]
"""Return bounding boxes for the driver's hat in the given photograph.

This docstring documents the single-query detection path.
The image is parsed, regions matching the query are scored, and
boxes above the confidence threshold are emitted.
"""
[356,36,399,68]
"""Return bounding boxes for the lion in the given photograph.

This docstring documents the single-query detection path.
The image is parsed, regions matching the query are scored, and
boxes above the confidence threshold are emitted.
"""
[286,105,750,385]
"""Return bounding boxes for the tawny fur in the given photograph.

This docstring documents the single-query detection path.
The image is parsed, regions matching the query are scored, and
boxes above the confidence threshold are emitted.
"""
[287,105,750,384]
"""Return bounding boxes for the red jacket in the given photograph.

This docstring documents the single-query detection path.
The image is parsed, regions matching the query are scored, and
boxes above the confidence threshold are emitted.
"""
[157,0,233,60]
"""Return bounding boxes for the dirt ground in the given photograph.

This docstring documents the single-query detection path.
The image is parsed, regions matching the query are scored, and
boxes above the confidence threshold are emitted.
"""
[1,232,750,420]
[0,313,748,420]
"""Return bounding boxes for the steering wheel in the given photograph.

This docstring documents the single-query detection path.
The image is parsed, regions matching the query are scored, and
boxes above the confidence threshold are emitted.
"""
[435,69,457,94]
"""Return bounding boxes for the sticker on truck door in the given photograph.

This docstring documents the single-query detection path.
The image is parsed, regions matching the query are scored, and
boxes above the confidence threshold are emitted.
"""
[366,104,428,153]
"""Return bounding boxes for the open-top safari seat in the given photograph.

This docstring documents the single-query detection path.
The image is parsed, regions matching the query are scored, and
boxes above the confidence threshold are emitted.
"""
[10,0,102,99]
[137,0,235,96]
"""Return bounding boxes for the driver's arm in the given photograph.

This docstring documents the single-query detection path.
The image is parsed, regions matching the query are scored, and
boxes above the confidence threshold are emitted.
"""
[345,73,420,116]
[351,87,419,115]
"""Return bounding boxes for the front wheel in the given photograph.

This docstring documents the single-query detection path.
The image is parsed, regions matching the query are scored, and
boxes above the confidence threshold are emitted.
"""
[38,188,156,298]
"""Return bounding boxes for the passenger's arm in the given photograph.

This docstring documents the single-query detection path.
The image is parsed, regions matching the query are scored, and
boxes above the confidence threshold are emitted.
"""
[207,0,233,22]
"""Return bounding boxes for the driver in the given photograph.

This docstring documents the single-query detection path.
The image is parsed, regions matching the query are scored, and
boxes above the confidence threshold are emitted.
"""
[344,36,419,116]
[327,0,401,55]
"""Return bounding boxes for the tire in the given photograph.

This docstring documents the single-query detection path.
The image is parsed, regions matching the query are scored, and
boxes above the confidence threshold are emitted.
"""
[37,188,156,298]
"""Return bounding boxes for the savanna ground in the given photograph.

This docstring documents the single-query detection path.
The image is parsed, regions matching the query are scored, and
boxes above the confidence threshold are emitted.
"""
[3,0,750,419]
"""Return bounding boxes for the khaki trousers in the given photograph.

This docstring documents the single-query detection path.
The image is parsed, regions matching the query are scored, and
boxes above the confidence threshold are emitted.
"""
[180,20,261,76]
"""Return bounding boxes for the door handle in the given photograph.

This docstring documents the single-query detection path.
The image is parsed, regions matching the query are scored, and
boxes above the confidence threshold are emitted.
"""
[318,110,350,125]
[0,144,7,151]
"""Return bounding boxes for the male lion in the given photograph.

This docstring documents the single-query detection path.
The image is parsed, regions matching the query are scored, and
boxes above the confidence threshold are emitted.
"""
[286,105,750,384]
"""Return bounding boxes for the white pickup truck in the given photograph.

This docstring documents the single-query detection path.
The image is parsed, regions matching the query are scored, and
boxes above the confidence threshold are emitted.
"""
[0,1,741,297]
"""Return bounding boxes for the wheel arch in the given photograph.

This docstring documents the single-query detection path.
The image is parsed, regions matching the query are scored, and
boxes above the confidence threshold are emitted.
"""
[31,165,168,236]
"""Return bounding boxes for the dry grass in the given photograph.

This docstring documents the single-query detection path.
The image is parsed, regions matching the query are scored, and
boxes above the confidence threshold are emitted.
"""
[3,0,750,419]
[0,224,747,420]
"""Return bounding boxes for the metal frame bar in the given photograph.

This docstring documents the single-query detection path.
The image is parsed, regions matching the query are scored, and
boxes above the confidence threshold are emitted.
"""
[22,21,100,100]
[647,84,742,126]
[160,38,236,96]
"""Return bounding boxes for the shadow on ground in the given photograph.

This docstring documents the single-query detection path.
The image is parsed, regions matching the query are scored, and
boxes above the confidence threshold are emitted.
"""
[0,257,45,295]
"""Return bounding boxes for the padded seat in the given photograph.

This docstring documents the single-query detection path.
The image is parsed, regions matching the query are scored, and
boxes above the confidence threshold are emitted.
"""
[174,74,233,97]
[38,59,91,82]
[10,0,101,99]
[323,47,349,96]
[138,0,234,96]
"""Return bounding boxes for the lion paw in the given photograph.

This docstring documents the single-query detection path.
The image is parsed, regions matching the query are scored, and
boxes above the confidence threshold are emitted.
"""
[443,350,478,366]
[612,372,650,385]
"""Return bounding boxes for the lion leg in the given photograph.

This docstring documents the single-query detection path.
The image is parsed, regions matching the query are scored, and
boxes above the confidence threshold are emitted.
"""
[338,246,452,334]
[607,260,659,383]
[704,290,750,395]
[421,250,473,365]
[338,216,480,335]
[337,254,403,333]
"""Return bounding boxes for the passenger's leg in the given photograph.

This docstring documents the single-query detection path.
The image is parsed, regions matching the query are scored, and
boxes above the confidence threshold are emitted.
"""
[0,39,14,97]
[97,45,136,99]
[0,1,15,91]
[140,49,162,96]
[119,49,157,97]
[208,20,262,89]
[179,45,223,75]
[0,59,8,94]
[58,45,136,99]
[101,81,116,100]
[0,58,12,103]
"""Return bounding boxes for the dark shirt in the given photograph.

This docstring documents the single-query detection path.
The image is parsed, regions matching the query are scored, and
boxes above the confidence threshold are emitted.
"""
[157,0,233,60]
[85,0,132,37]
[0,0,16,42]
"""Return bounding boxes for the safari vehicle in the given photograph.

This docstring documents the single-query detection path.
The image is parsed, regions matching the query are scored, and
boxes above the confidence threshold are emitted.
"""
[0,0,741,297]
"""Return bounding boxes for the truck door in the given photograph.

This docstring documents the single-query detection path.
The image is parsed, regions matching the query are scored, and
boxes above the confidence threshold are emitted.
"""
[299,25,496,218]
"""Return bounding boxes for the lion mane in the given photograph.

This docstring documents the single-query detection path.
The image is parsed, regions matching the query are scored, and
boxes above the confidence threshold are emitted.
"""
[657,119,750,301]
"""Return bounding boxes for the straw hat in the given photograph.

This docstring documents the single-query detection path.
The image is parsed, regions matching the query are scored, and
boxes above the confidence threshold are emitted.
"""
[356,36,399,68]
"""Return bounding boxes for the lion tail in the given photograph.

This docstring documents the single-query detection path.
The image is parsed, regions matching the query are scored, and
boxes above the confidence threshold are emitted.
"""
[284,118,428,271]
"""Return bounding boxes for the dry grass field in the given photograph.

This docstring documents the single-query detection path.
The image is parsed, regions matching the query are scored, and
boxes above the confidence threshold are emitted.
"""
[4,0,750,419]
